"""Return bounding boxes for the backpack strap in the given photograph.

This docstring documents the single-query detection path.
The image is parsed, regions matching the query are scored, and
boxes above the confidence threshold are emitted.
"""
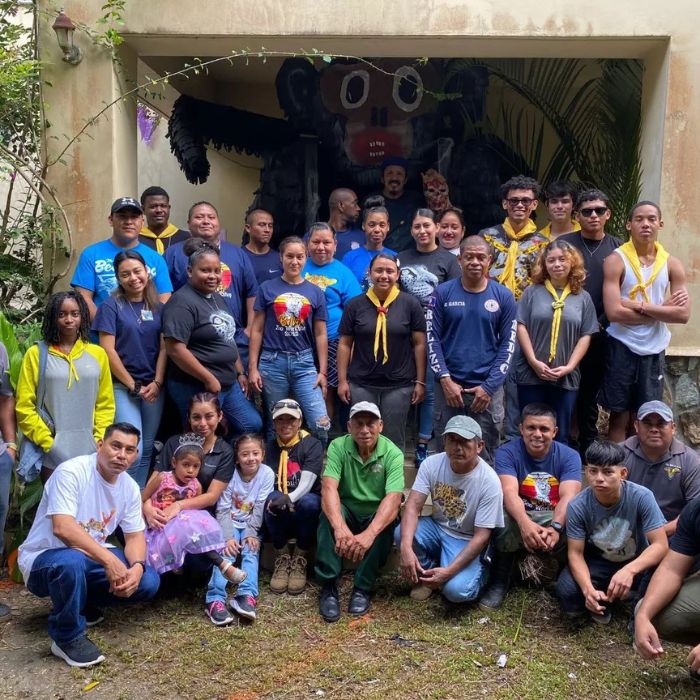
[36,340,49,412]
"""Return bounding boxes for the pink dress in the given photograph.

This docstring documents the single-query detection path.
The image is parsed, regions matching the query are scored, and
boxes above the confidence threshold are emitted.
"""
[144,471,225,574]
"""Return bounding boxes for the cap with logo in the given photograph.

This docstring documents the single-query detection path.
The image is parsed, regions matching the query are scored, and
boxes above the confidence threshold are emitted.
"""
[272,399,303,420]
[442,415,482,440]
[637,400,673,423]
[349,401,382,420]
[110,197,143,214]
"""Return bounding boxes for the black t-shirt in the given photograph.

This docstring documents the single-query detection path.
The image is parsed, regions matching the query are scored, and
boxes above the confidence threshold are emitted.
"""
[669,497,700,557]
[558,232,621,322]
[339,291,426,388]
[398,247,461,310]
[162,284,239,388]
[264,433,324,495]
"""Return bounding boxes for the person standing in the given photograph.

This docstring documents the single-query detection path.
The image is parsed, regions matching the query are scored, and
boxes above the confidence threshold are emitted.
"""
[540,181,581,240]
[0,341,16,618]
[327,188,364,259]
[437,207,467,256]
[138,186,189,254]
[242,209,282,284]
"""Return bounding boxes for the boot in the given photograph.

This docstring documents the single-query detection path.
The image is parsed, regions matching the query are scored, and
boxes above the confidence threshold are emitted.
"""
[287,548,308,595]
[478,552,514,611]
[270,545,291,594]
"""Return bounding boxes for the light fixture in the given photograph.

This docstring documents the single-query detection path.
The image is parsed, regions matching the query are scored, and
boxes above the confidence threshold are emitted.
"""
[52,9,82,65]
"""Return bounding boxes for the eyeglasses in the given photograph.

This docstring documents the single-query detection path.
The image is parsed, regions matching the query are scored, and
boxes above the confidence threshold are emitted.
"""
[579,206,608,217]
[506,197,534,207]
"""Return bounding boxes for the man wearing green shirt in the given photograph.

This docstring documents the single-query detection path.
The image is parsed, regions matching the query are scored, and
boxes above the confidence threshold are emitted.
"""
[316,402,405,622]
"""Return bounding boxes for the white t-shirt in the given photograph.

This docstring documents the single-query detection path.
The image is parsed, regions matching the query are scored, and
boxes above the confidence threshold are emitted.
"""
[412,454,504,539]
[18,453,144,580]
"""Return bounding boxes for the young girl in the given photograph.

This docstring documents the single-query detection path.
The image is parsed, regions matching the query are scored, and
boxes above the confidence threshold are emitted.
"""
[142,437,246,586]
[204,435,275,625]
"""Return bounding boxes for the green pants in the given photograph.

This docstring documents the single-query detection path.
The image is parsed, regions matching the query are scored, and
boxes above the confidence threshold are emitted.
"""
[314,503,396,591]
[652,573,700,646]
[494,511,567,561]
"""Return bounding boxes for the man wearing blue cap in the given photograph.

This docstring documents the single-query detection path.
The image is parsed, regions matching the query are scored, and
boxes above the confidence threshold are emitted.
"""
[397,415,503,603]
[623,400,700,535]
[72,197,173,319]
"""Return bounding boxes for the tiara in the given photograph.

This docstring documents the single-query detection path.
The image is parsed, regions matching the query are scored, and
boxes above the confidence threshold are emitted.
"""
[174,433,205,453]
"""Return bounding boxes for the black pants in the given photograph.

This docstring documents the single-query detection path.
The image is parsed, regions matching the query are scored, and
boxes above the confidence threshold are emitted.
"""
[575,332,606,457]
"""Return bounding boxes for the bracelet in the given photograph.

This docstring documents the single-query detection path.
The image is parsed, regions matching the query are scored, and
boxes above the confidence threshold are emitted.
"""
[414,380,426,386]
[131,560,147,573]
[6,441,17,450]
[318,371,327,376]
[153,379,162,389]
[128,380,142,398]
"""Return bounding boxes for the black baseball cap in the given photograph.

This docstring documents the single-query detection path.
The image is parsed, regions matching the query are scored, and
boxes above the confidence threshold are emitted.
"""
[110,197,143,214]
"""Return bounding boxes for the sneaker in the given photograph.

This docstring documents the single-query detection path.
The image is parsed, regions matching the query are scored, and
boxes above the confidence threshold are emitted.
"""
[205,600,235,626]
[0,601,11,618]
[415,443,429,469]
[220,561,247,585]
[83,605,104,628]
[287,551,308,595]
[270,549,291,594]
[50,636,105,668]
[231,594,257,621]
[409,584,433,602]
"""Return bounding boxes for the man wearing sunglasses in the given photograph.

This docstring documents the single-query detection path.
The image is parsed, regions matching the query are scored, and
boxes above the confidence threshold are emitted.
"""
[560,190,621,457]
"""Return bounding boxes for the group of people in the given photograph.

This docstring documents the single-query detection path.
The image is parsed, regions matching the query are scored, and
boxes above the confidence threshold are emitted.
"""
[0,161,697,681]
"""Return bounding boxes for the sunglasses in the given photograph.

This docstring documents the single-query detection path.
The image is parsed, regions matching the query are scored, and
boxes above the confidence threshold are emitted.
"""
[274,400,301,411]
[579,206,608,217]
[506,197,534,207]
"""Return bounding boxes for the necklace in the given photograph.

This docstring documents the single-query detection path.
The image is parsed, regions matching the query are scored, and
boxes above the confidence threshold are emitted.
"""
[581,236,605,257]
[126,299,143,325]
[202,293,222,314]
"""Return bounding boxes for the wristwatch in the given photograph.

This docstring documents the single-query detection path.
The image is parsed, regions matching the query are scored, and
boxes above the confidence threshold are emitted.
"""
[551,521,564,535]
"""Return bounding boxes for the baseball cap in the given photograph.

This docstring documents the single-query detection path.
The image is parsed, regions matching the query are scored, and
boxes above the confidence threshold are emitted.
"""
[110,197,143,214]
[349,401,382,420]
[442,415,482,440]
[637,400,673,423]
[380,156,408,174]
[272,399,303,420]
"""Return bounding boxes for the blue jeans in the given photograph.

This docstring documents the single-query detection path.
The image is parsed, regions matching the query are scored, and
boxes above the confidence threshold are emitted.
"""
[114,383,164,488]
[167,378,262,438]
[0,451,12,553]
[205,528,259,602]
[26,547,160,644]
[518,384,578,445]
[417,368,435,442]
[263,491,321,550]
[394,516,488,603]
[259,349,329,443]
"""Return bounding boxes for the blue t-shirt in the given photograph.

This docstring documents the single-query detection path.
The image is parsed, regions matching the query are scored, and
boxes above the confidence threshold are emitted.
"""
[303,259,362,340]
[241,246,282,285]
[92,296,162,383]
[335,228,366,260]
[254,278,328,354]
[71,240,173,307]
[342,246,397,290]
[567,481,666,562]
[429,278,517,395]
[495,438,582,511]
[165,240,258,345]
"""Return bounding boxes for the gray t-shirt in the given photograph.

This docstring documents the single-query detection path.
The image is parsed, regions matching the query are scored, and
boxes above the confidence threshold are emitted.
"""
[0,342,12,457]
[516,284,598,390]
[398,248,461,311]
[566,481,666,563]
[411,453,504,539]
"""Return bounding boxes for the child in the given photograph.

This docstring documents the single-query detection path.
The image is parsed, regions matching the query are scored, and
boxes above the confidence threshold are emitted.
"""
[554,440,668,623]
[205,434,275,625]
[142,436,246,585]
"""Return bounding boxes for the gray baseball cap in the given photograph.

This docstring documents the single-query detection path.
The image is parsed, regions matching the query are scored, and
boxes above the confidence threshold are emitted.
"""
[637,400,673,422]
[442,415,482,440]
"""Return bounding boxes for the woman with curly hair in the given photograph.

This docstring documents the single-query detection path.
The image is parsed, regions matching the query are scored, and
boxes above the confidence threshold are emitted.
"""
[16,291,114,482]
[515,240,598,444]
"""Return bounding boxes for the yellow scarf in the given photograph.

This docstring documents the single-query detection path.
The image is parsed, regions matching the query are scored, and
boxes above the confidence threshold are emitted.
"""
[366,285,400,364]
[618,240,670,302]
[276,429,309,494]
[544,281,572,363]
[140,223,180,255]
[489,218,539,294]
[541,220,581,239]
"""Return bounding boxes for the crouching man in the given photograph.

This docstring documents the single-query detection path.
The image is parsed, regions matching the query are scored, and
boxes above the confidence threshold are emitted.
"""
[554,441,667,624]
[398,416,504,603]
[18,423,160,668]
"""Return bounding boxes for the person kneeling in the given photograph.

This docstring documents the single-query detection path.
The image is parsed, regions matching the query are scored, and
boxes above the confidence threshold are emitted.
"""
[18,423,160,668]
[398,416,503,603]
[554,440,668,624]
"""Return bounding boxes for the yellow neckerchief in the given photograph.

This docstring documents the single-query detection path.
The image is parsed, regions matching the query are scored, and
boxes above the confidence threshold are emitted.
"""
[488,218,539,294]
[544,280,572,363]
[49,338,86,389]
[276,429,309,493]
[140,223,179,254]
[366,285,401,364]
[618,240,670,302]
[541,220,581,239]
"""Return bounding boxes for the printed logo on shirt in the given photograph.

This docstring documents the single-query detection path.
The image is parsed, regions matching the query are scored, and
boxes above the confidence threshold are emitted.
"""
[209,310,236,345]
[351,241,360,250]
[217,262,233,298]
[369,461,384,474]
[304,273,337,291]
[519,471,560,511]
[665,464,681,480]
[484,299,500,313]
[433,481,466,526]
[400,265,439,304]
[591,516,637,562]
[79,509,116,543]
[273,292,312,330]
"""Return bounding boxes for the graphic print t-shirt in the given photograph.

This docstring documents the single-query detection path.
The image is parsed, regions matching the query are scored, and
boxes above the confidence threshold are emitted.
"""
[398,247,461,311]
[255,278,327,354]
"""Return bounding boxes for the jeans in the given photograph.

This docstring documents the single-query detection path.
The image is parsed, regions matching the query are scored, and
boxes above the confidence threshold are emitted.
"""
[394,517,488,603]
[0,451,12,553]
[167,377,262,438]
[348,383,413,452]
[263,491,321,550]
[259,349,329,443]
[26,547,160,644]
[417,368,435,442]
[518,384,578,446]
[205,527,259,602]
[113,383,164,488]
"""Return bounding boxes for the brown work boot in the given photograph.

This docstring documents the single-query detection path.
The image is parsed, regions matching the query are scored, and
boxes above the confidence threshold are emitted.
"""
[270,546,291,594]
[287,549,308,595]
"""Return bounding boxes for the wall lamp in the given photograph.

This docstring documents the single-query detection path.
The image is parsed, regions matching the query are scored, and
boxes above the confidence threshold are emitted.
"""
[52,9,82,65]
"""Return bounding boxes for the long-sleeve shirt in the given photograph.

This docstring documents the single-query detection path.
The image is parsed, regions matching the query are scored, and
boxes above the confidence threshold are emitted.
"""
[428,278,517,396]
[216,464,275,540]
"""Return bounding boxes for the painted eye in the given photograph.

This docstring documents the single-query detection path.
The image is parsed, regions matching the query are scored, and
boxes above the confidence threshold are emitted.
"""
[393,66,423,112]
[340,70,369,109]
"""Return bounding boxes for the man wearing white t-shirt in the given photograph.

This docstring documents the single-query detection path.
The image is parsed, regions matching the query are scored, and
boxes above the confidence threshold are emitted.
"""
[19,423,159,668]
[397,415,504,603]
